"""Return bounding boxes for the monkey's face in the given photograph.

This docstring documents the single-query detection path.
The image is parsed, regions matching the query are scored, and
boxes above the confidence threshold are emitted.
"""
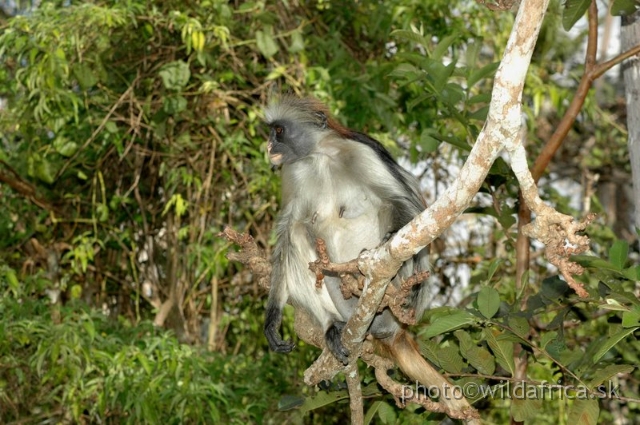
[267,119,314,166]
[267,123,286,165]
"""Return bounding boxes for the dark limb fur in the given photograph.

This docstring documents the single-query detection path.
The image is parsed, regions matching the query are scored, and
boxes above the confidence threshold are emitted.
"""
[325,321,349,364]
[264,303,295,353]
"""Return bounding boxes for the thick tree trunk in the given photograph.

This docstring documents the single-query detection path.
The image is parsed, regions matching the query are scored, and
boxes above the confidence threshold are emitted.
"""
[621,11,640,233]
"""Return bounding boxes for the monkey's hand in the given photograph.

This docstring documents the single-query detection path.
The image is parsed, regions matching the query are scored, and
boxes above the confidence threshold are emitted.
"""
[264,306,295,353]
[325,321,349,365]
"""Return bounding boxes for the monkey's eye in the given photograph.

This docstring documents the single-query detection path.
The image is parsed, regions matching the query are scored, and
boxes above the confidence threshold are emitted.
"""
[274,125,284,136]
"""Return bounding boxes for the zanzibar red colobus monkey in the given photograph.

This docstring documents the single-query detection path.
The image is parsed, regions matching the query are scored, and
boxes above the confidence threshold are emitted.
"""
[263,96,433,380]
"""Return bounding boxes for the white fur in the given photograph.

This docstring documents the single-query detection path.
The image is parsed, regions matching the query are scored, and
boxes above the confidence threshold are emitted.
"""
[278,135,410,328]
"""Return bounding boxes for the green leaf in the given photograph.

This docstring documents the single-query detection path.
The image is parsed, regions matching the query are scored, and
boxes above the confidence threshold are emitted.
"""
[432,34,458,61]
[288,30,304,53]
[441,82,464,104]
[278,394,305,411]
[299,390,349,413]
[511,397,543,422]
[587,364,634,388]
[567,398,599,425]
[611,0,640,16]
[419,129,440,153]
[477,286,500,319]
[423,310,476,338]
[454,329,474,357]
[539,276,570,302]
[466,346,496,375]
[484,329,515,376]
[4,267,20,296]
[159,61,191,91]
[376,401,397,424]
[70,284,83,300]
[497,205,516,229]
[417,339,440,366]
[508,316,530,339]
[96,203,109,222]
[562,0,591,31]
[572,255,621,273]
[608,240,629,270]
[256,29,278,58]
[53,136,78,157]
[606,291,640,307]
[467,106,489,121]
[82,319,95,339]
[388,63,420,80]
[546,337,569,360]
[437,345,465,373]
[468,92,492,105]
[163,95,187,114]
[104,121,118,133]
[468,62,499,88]
[30,154,55,184]
[621,308,640,328]
[427,59,454,91]
[364,401,384,425]
[598,298,631,312]
[592,327,638,363]
[72,62,98,89]
[391,29,430,49]
[623,265,640,281]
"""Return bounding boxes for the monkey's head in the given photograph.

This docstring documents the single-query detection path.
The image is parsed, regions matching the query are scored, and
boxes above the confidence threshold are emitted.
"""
[264,97,347,166]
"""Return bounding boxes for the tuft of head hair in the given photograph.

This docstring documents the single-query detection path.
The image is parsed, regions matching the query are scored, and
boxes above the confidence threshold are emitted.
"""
[264,96,350,137]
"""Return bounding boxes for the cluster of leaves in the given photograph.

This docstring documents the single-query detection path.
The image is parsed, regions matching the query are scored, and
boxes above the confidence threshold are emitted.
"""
[0,0,280,346]
[412,241,639,422]
[0,267,299,423]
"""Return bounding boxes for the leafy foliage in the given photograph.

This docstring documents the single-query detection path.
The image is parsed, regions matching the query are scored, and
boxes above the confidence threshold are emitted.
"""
[0,271,295,423]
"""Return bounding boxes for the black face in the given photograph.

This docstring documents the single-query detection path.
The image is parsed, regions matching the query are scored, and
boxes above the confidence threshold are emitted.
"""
[267,119,315,166]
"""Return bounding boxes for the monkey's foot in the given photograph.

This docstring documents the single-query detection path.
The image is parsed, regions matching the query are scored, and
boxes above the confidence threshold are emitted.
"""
[265,326,295,353]
[325,322,349,364]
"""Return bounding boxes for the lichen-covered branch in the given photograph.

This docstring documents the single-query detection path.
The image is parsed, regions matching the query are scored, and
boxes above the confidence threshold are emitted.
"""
[505,131,595,297]
[348,0,551,363]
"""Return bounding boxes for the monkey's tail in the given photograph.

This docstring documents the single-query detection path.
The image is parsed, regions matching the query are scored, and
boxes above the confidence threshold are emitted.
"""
[387,331,481,424]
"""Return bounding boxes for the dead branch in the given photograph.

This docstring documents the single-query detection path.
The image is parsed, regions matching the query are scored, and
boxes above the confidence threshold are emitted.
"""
[0,160,56,212]
[388,270,431,325]
[220,227,271,290]
[516,0,640,295]
[506,127,596,298]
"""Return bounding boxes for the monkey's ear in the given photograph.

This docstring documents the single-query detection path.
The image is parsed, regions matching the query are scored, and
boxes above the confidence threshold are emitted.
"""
[314,111,328,130]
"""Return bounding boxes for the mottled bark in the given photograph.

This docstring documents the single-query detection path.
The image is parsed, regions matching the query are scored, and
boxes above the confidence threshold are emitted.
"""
[622,11,640,231]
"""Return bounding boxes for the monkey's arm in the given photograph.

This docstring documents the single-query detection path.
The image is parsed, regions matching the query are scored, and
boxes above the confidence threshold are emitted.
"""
[265,259,295,352]
[264,217,295,353]
[264,299,295,352]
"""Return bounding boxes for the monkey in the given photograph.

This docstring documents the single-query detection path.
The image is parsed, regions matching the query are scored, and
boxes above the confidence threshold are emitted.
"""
[261,96,480,422]
[262,95,435,363]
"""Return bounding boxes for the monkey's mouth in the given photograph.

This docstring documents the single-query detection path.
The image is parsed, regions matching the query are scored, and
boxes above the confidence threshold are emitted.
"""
[269,153,283,165]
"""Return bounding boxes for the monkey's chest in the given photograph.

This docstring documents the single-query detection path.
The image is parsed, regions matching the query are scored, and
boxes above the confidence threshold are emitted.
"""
[302,191,390,263]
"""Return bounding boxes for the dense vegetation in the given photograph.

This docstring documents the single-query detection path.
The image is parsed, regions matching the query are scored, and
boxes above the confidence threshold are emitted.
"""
[0,0,637,423]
